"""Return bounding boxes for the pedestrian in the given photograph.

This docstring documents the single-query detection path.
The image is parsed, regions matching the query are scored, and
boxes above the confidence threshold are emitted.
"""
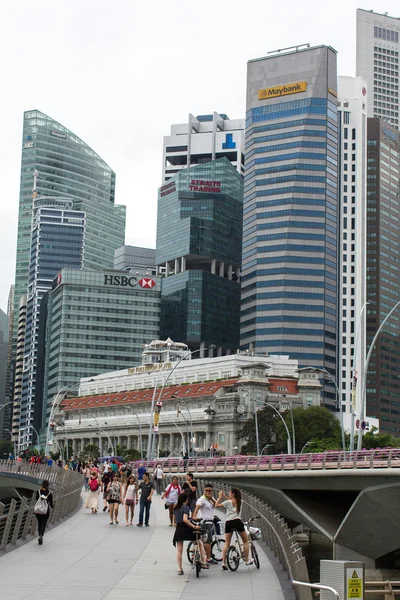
[34,479,54,545]
[107,473,122,524]
[137,472,154,527]
[192,483,218,564]
[162,476,181,527]
[110,459,119,474]
[101,469,113,512]
[83,463,91,490]
[123,474,138,526]
[85,471,101,513]
[215,488,253,569]
[137,462,146,482]
[173,492,207,576]
[154,464,164,495]
[182,472,198,514]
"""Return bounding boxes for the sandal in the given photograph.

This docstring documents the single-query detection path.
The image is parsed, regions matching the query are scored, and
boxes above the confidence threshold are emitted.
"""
[246,559,254,566]
[178,570,184,576]
[222,564,228,570]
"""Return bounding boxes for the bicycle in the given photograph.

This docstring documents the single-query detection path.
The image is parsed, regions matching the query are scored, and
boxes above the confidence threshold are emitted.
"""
[189,523,209,578]
[226,516,261,571]
[187,520,225,563]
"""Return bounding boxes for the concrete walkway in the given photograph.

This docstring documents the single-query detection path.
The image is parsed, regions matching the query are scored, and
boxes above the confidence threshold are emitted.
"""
[0,491,286,600]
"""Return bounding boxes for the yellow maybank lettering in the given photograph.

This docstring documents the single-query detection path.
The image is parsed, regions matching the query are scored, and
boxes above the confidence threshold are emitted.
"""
[258,81,307,100]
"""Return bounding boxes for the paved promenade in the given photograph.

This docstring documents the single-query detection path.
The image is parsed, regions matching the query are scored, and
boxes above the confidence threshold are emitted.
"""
[0,491,286,600]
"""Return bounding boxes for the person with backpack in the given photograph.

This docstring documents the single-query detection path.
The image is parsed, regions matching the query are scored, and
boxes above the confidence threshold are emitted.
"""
[34,480,54,545]
[85,471,101,513]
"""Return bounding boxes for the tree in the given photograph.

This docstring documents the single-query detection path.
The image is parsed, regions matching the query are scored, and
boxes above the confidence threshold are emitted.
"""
[80,443,100,461]
[361,426,400,449]
[0,440,13,459]
[237,404,343,454]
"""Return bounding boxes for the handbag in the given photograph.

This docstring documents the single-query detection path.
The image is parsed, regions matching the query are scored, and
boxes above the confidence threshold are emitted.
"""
[125,499,134,506]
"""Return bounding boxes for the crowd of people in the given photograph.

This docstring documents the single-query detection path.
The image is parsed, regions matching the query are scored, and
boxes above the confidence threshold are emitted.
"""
[34,457,255,576]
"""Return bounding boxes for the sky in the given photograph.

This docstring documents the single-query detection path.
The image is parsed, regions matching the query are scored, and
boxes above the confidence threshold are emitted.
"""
[0,0,398,313]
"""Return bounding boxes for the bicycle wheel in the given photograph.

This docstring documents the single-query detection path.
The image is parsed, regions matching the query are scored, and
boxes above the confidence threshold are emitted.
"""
[196,559,201,578]
[227,545,240,571]
[187,541,195,564]
[211,537,225,562]
[251,543,260,569]
[211,538,225,562]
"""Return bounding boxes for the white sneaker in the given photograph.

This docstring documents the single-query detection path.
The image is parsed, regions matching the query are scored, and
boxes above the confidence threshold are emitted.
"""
[246,559,254,565]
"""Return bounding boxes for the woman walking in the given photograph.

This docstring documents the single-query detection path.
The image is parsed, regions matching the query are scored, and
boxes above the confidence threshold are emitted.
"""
[85,470,101,513]
[162,476,181,527]
[83,463,91,490]
[215,488,253,569]
[123,474,138,526]
[107,473,122,524]
[172,492,207,576]
[34,480,54,545]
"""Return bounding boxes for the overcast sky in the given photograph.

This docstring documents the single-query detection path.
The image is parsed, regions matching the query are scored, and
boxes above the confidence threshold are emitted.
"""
[0,1,398,313]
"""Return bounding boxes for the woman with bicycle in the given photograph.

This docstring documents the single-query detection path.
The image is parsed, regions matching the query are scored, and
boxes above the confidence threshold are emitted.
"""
[215,488,253,569]
[172,492,208,576]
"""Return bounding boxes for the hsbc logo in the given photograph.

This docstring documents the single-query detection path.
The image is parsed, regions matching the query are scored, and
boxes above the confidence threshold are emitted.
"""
[104,274,138,287]
[139,278,156,288]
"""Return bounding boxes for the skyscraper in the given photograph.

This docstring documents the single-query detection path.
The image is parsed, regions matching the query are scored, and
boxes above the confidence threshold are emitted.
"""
[19,196,85,449]
[356,9,400,127]
[0,309,9,440]
[2,285,14,440]
[114,246,156,276]
[241,45,339,407]
[162,112,244,182]
[156,158,243,356]
[337,76,368,419]
[12,110,126,356]
[366,119,400,434]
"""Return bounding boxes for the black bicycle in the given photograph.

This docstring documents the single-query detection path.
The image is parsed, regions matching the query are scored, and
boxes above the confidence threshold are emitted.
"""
[187,521,225,563]
[226,516,261,571]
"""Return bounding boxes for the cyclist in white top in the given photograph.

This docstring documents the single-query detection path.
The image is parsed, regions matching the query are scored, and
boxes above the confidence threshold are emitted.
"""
[215,488,253,569]
[192,483,218,564]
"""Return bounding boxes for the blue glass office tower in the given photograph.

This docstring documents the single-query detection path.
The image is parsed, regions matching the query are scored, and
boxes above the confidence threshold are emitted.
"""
[241,45,339,407]
[19,197,85,448]
[156,158,243,355]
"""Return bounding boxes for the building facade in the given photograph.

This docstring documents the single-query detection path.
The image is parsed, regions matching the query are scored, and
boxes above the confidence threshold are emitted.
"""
[162,112,244,182]
[356,9,400,127]
[19,197,85,449]
[12,109,125,360]
[337,77,368,417]
[11,296,27,445]
[156,158,243,356]
[1,285,14,440]
[366,119,400,434]
[42,268,161,433]
[0,310,9,440]
[114,245,156,276]
[241,45,339,408]
[56,358,322,457]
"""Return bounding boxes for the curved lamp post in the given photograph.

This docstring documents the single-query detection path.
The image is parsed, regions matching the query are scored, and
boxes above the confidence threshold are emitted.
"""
[147,344,216,460]
[126,407,143,459]
[265,402,292,455]
[45,383,80,454]
[357,300,400,450]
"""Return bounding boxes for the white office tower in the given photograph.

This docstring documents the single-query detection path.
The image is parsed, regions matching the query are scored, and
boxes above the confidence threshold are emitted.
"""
[356,9,400,127]
[337,76,367,421]
[162,112,244,182]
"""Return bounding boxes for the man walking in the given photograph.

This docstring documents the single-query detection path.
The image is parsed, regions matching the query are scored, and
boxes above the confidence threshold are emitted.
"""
[137,462,146,482]
[137,472,154,527]
[154,464,164,495]
[182,472,198,514]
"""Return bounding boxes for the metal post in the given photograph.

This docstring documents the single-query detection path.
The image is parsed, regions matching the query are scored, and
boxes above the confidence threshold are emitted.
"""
[289,401,296,454]
[265,402,292,454]
[357,300,400,450]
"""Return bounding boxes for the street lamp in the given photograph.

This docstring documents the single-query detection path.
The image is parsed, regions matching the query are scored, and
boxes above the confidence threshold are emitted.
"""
[300,441,317,454]
[350,300,374,451]
[173,393,194,457]
[357,300,400,450]
[237,382,262,456]
[88,420,115,456]
[265,402,292,454]
[147,344,216,460]
[304,367,345,452]
[45,383,80,454]
[126,407,143,459]
[260,444,272,455]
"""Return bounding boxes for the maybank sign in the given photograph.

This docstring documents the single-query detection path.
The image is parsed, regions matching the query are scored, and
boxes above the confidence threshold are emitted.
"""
[258,81,307,101]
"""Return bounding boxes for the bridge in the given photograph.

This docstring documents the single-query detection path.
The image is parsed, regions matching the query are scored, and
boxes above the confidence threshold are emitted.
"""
[141,449,400,567]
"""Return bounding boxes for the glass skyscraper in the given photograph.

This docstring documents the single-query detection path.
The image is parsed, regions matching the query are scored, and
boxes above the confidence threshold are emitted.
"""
[241,45,339,407]
[12,110,126,356]
[19,198,85,448]
[156,158,243,355]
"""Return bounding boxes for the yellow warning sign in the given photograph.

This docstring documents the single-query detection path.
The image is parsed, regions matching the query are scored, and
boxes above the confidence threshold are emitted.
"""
[348,569,362,599]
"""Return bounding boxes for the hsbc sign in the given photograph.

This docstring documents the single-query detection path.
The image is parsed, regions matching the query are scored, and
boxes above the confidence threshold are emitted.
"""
[104,274,156,289]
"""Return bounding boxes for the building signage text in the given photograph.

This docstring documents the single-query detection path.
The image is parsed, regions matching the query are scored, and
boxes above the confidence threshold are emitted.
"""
[128,362,172,375]
[104,274,138,287]
[23,142,35,149]
[189,179,221,193]
[51,130,67,140]
[160,181,176,197]
[382,126,397,143]
[258,81,307,101]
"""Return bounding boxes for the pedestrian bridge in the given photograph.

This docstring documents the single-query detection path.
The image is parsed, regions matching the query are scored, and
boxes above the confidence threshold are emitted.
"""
[143,449,400,567]
[0,490,288,600]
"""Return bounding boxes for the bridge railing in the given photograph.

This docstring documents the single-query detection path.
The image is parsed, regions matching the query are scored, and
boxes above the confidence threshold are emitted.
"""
[136,448,400,473]
[0,461,83,551]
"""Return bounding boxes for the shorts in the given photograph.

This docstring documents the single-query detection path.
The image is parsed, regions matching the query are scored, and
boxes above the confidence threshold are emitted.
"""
[224,518,245,534]
[107,499,120,504]
[202,522,213,544]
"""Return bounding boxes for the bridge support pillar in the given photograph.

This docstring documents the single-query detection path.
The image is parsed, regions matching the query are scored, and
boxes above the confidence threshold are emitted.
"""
[334,543,375,568]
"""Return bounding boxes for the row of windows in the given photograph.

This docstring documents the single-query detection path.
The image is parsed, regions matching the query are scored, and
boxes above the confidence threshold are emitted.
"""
[241,302,336,318]
[374,26,399,43]
[241,267,332,281]
[249,140,327,158]
[248,118,328,136]
[243,208,327,225]
[242,290,336,303]
[252,164,327,178]
[245,151,329,171]
[242,242,336,260]
[249,128,327,148]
